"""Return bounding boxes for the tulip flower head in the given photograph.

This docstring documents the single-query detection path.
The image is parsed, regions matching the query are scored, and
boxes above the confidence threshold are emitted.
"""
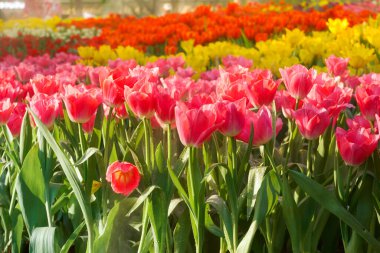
[0,98,15,125]
[279,65,316,99]
[106,161,141,196]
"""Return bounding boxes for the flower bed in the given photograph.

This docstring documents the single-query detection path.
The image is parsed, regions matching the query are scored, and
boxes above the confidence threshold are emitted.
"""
[1,2,380,253]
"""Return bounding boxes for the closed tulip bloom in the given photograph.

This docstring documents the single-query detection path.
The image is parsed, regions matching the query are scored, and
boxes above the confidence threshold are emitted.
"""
[355,85,380,121]
[175,102,220,147]
[124,83,156,119]
[293,104,330,140]
[63,85,103,124]
[237,106,282,145]
[99,68,125,107]
[214,98,246,136]
[279,64,315,99]
[30,74,61,95]
[246,75,279,107]
[0,98,15,125]
[7,103,26,137]
[29,94,60,129]
[155,91,176,125]
[336,127,379,166]
[106,161,140,196]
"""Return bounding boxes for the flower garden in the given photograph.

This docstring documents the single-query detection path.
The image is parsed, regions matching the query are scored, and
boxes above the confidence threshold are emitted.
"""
[1,1,380,253]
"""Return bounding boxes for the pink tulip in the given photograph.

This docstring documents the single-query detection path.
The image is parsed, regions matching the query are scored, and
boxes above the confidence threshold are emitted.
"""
[63,85,103,123]
[275,90,303,119]
[29,94,60,129]
[106,161,140,196]
[214,99,246,136]
[236,106,283,145]
[30,74,60,95]
[82,113,96,134]
[175,102,220,147]
[292,104,330,140]
[279,64,316,99]
[355,85,380,121]
[124,82,156,119]
[99,68,126,107]
[325,55,349,77]
[336,127,379,166]
[346,115,372,131]
[0,99,15,125]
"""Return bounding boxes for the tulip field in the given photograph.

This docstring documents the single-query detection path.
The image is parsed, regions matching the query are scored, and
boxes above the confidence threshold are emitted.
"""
[2,2,380,253]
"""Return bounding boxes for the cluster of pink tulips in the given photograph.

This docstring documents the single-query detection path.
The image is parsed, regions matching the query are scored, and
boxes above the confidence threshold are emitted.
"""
[1,52,380,253]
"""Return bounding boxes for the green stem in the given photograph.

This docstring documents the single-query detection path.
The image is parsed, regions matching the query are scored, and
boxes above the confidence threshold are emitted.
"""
[137,201,150,253]
[228,137,238,251]
[307,139,312,177]
[143,118,151,171]
[167,125,172,171]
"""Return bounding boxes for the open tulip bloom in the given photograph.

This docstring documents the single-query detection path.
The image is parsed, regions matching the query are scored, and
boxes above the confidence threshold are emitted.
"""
[1,51,380,253]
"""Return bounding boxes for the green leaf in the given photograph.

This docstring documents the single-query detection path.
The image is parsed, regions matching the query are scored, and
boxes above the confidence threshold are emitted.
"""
[94,198,136,253]
[129,121,144,150]
[155,142,165,173]
[19,112,33,163]
[289,170,380,250]
[30,110,94,252]
[74,148,101,166]
[60,222,85,253]
[173,210,191,253]
[237,170,280,253]
[206,195,234,251]
[205,205,224,238]
[11,208,24,253]
[16,145,47,233]
[168,198,182,216]
[247,166,266,218]
[30,227,61,253]
[126,186,158,216]
[281,175,301,253]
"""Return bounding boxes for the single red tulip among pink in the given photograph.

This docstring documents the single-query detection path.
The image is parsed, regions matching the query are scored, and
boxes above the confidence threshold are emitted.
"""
[336,126,379,166]
[63,85,103,124]
[246,75,279,107]
[279,64,316,99]
[0,98,15,125]
[106,161,141,196]
[214,99,246,137]
[175,102,220,148]
[292,104,330,140]
[236,106,282,145]
[29,94,60,129]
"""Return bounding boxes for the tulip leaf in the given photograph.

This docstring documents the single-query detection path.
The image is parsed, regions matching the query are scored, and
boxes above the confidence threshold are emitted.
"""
[205,205,224,238]
[16,144,48,233]
[173,210,191,253]
[19,111,33,163]
[60,222,85,253]
[207,195,234,251]
[129,121,144,150]
[74,148,101,166]
[168,198,183,216]
[11,208,24,253]
[289,170,380,250]
[237,170,280,253]
[247,166,266,218]
[126,185,158,216]
[30,110,94,252]
[30,227,62,253]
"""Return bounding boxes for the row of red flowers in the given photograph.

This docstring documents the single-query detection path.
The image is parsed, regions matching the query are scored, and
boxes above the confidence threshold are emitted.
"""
[1,2,377,59]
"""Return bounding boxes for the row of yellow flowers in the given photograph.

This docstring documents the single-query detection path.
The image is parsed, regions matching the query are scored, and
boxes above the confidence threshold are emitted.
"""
[77,17,380,76]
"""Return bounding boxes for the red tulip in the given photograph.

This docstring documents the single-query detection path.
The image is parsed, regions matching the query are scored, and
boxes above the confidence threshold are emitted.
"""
[336,127,379,166]
[0,98,15,125]
[63,85,103,123]
[175,102,220,147]
[214,99,246,136]
[155,91,176,125]
[82,113,96,134]
[236,106,282,145]
[7,103,26,137]
[279,64,316,99]
[292,104,330,140]
[106,161,140,196]
[29,94,60,129]
[30,74,60,95]
[246,75,279,107]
